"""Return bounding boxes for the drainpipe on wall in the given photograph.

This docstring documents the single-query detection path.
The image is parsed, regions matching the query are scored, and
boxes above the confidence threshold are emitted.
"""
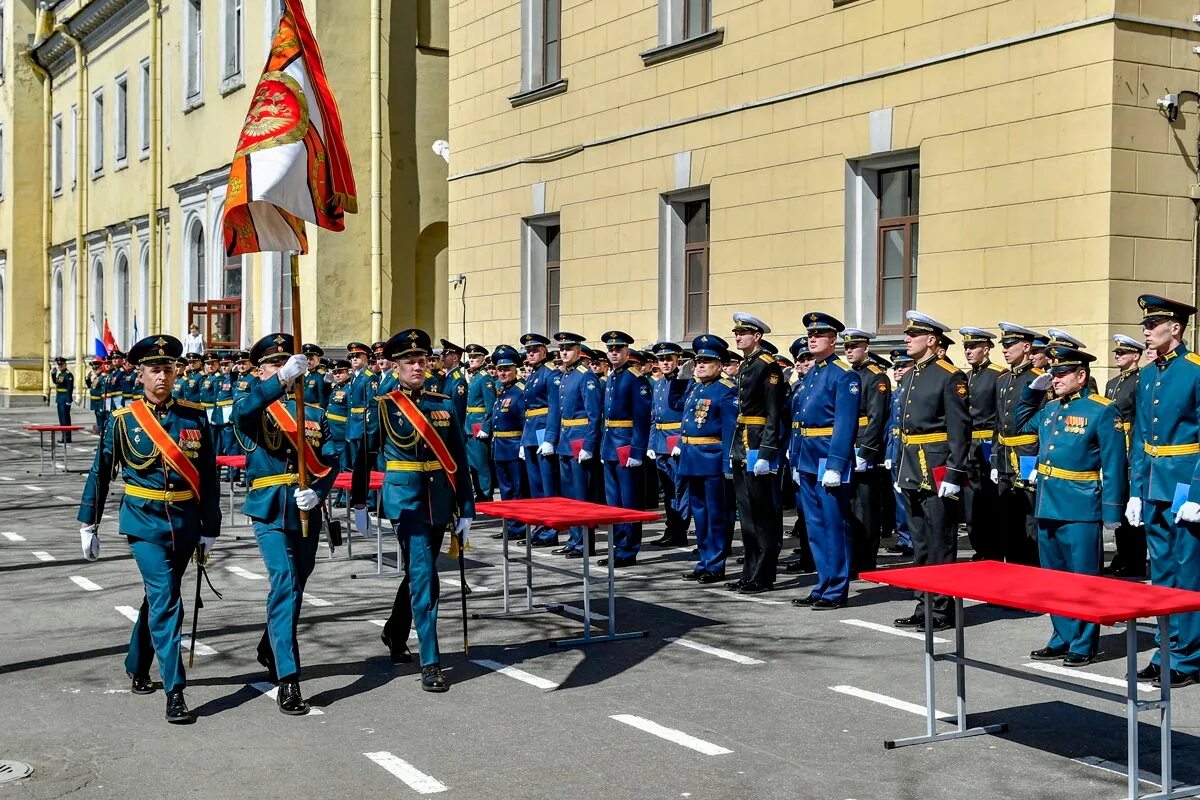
[370,0,383,341]
[21,49,53,402]
[57,26,87,392]
[149,0,162,331]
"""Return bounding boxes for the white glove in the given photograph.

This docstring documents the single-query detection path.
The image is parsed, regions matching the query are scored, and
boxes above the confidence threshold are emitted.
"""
[1027,469,1038,485]
[792,468,801,484]
[752,458,771,476]
[294,487,320,511]
[354,505,370,533]
[1103,520,1120,530]
[577,449,592,462]
[820,469,842,488]
[279,353,308,385]
[537,441,554,457]
[938,480,961,498]
[1029,372,1053,392]
[79,525,99,561]
[670,446,681,457]
[455,516,472,544]
[855,456,868,472]
[646,449,658,461]
[626,457,643,468]
[1176,501,1200,524]
[893,482,903,494]
[194,535,216,564]
[990,468,999,484]
[475,430,489,440]
[1125,497,1142,527]
[518,447,526,460]
[883,459,893,471]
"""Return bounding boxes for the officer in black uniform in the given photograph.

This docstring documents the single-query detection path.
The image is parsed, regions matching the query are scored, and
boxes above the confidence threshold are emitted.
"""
[958,327,1005,561]
[991,322,1045,565]
[726,312,786,594]
[1106,333,1145,577]
[893,312,971,632]
[841,329,890,574]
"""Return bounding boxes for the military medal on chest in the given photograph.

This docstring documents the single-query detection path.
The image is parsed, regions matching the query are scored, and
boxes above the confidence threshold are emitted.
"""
[178,428,201,458]
[694,398,711,425]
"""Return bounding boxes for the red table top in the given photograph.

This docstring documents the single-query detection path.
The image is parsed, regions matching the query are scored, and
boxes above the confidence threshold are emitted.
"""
[476,497,662,530]
[332,471,383,491]
[25,425,84,432]
[860,561,1200,625]
[215,455,247,468]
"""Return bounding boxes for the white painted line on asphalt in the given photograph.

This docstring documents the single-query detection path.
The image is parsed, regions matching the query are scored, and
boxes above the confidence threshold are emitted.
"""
[115,605,140,622]
[182,636,218,656]
[369,619,418,642]
[24,484,46,492]
[225,565,265,580]
[1023,662,1155,694]
[250,682,324,715]
[70,575,102,591]
[438,573,490,592]
[72,447,90,453]
[610,714,733,756]
[829,685,953,722]
[304,594,333,607]
[470,659,559,690]
[0,476,13,480]
[1074,756,1167,788]
[664,637,764,665]
[842,618,948,644]
[559,604,608,621]
[700,588,784,605]
[54,495,75,503]
[363,751,448,794]
[31,551,55,561]
[1,531,26,542]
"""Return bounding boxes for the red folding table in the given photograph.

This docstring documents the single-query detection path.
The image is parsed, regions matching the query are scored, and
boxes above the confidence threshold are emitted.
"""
[338,471,392,575]
[475,497,659,647]
[24,425,85,475]
[215,454,247,517]
[860,561,1200,800]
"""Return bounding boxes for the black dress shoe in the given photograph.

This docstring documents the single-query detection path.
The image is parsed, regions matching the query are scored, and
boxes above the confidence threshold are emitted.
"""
[422,664,449,693]
[1154,669,1198,688]
[918,618,953,633]
[696,571,725,584]
[490,531,505,539]
[551,546,575,555]
[887,545,914,556]
[894,614,923,628]
[653,535,687,547]
[783,560,815,574]
[598,557,637,568]
[791,595,818,607]
[810,598,847,611]
[735,556,745,564]
[277,680,310,715]
[381,631,413,664]
[129,673,155,695]
[531,539,558,548]
[165,690,195,724]
[738,581,771,595]
[563,549,583,559]
[682,571,703,581]
[1030,646,1069,661]
[1136,663,1161,680]
[725,579,746,591]
[1063,653,1094,667]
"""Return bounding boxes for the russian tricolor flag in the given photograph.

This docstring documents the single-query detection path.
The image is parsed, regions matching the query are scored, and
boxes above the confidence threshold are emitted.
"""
[91,317,106,359]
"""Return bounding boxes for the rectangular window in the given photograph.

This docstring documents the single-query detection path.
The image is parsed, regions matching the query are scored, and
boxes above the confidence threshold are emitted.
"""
[185,0,204,102]
[222,0,244,85]
[70,105,78,188]
[277,254,293,333]
[0,5,6,83]
[542,0,560,85]
[52,116,63,194]
[512,0,567,105]
[683,198,709,338]
[139,60,150,155]
[876,165,920,333]
[114,74,128,166]
[682,0,710,40]
[545,224,561,334]
[91,90,104,176]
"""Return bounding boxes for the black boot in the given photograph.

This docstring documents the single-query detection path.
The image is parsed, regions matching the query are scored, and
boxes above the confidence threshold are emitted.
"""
[277,679,310,715]
[165,690,195,724]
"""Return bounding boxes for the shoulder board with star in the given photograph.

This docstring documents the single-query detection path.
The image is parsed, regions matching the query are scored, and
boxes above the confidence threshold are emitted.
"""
[176,399,204,410]
[719,377,735,388]
[1186,353,1200,368]
[758,353,774,364]
[831,358,851,371]
[1088,394,1114,406]
[935,359,957,374]
[987,363,1006,373]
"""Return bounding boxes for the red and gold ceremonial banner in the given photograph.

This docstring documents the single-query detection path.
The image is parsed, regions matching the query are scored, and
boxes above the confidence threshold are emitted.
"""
[221,0,357,256]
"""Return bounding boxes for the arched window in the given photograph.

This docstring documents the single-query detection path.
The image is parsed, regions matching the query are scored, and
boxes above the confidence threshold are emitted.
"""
[189,217,206,301]
[52,268,64,357]
[114,251,130,348]
[90,257,105,341]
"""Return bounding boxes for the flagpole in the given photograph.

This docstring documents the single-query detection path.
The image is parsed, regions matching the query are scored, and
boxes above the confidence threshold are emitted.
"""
[290,251,311,537]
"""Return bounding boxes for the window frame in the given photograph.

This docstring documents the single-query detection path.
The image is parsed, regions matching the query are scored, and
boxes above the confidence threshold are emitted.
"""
[138,59,151,158]
[52,114,63,195]
[541,0,560,86]
[509,0,568,108]
[114,73,129,169]
[682,0,711,41]
[874,165,920,335]
[90,89,105,178]
[70,105,78,189]
[520,213,561,334]
[640,0,723,66]
[220,0,246,94]
[682,198,710,339]
[544,223,561,334]
[184,0,204,108]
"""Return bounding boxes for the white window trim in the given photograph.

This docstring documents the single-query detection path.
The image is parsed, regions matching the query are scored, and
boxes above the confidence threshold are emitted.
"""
[138,59,151,159]
[52,114,63,195]
[90,89,104,178]
[511,0,567,107]
[658,185,708,343]
[114,72,129,170]
[520,213,560,334]
[844,149,920,331]
[219,0,246,95]
[183,0,205,111]
[70,105,78,189]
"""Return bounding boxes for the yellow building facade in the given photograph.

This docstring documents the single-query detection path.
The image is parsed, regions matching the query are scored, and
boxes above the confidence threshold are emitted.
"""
[447,0,1200,382]
[0,0,449,403]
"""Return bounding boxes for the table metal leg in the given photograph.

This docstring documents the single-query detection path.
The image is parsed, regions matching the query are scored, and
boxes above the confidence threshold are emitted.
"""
[350,499,400,579]
[955,597,966,731]
[38,431,47,476]
[551,523,647,648]
[1158,615,1172,798]
[473,520,561,620]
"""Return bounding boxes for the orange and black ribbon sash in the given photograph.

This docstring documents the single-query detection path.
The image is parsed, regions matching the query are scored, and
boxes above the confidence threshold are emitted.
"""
[267,401,332,479]
[129,399,202,500]
[387,390,459,491]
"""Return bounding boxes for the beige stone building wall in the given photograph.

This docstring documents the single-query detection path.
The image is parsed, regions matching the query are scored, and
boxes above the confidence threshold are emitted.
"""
[447,0,1200,383]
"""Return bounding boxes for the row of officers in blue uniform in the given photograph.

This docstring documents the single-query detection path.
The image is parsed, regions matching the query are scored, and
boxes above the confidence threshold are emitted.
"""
[71,292,1200,725]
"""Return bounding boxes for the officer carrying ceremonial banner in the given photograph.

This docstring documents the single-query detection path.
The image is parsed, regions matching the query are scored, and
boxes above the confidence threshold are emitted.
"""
[78,334,221,724]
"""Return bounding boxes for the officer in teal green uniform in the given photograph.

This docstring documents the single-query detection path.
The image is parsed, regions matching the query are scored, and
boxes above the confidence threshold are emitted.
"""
[211,354,236,456]
[488,345,528,540]
[77,334,221,724]
[183,353,204,403]
[86,358,106,433]
[1127,295,1200,687]
[463,343,496,501]
[439,340,469,424]
[366,329,474,692]
[1016,347,1127,665]
[302,344,331,408]
[325,359,352,445]
[344,342,378,510]
[172,358,188,398]
[52,356,75,440]
[119,356,139,406]
[232,333,339,715]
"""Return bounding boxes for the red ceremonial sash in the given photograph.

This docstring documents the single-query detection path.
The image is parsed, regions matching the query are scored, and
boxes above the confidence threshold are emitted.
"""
[129,399,203,500]
[267,401,332,479]
[387,390,458,490]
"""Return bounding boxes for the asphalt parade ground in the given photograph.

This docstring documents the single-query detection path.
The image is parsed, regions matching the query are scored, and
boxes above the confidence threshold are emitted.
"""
[2,406,1199,800]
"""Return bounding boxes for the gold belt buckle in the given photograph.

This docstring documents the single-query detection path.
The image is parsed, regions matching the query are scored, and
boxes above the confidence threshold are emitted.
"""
[163,491,175,502]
